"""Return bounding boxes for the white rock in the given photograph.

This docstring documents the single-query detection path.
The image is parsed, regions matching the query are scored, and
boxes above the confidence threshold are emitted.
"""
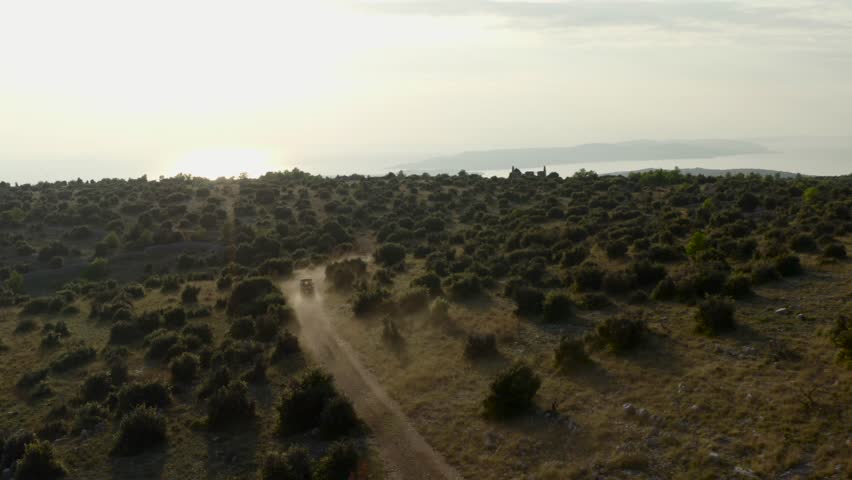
[775,308,788,315]
[623,403,636,416]
[734,465,759,478]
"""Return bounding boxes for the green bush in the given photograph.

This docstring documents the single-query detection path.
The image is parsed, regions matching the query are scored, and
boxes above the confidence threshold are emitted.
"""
[112,406,167,456]
[774,254,802,277]
[694,296,736,335]
[227,277,284,317]
[444,273,483,301]
[319,396,360,439]
[49,345,96,372]
[83,258,109,281]
[115,381,171,414]
[259,446,312,480]
[180,285,201,304]
[272,331,301,359]
[554,336,592,371]
[724,273,752,299]
[15,439,67,480]
[586,314,646,353]
[512,286,544,316]
[410,272,442,296]
[750,260,781,285]
[543,291,573,322]
[313,442,360,480]
[277,369,338,435]
[351,286,392,317]
[375,243,406,266]
[229,317,256,339]
[1,430,36,469]
[823,243,847,259]
[109,321,142,344]
[482,363,541,419]
[80,372,112,403]
[163,306,187,328]
[207,380,255,428]
[169,352,199,383]
[325,258,368,290]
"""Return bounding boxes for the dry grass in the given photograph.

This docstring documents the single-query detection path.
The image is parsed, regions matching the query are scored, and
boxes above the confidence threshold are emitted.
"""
[321,245,852,479]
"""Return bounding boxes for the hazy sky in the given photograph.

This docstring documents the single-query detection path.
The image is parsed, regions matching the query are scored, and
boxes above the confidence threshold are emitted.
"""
[1,0,851,181]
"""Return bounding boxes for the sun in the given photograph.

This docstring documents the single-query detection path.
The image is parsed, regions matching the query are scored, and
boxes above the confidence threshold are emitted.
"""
[167,148,281,179]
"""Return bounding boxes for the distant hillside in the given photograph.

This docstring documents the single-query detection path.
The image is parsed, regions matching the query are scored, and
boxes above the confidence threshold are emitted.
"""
[395,139,770,172]
[608,167,802,178]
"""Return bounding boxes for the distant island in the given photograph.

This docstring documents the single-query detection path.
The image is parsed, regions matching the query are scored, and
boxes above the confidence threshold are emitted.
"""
[609,167,801,178]
[395,139,771,173]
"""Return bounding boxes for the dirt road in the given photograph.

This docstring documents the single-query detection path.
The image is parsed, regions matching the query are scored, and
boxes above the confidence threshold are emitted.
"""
[282,269,462,480]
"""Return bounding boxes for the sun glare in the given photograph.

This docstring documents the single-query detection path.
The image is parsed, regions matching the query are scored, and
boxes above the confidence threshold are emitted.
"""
[167,148,282,179]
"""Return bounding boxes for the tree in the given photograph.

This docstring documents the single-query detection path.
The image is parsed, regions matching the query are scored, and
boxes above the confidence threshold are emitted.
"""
[6,270,24,294]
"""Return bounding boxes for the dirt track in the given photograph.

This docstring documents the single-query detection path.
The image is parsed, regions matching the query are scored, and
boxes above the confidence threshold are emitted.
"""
[283,269,462,480]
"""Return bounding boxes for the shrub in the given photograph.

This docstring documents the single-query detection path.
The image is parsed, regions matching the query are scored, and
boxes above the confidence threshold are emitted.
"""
[80,372,112,403]
[182,323,214,344]
[319,396,360,439]
[181,285,201,304]
[109,321,142,344]
[351,286,392,317]
[464,334,497,359]
[398,288,430,314]
[554,336,592,371]
[277,369,338,435]
[258,257,294,276]
[572,262,604,292]
[750,260,781,285]
[163,306,187,328]
[375,243,406,266]
[169,352,199,383]
[685,231,708,257]
[543,292,574,322]
[724,273,752,299]
[207,381,255,428]
[444,273,483,301]
[325,258,368,290]
[50,346,96,372]
[482,363,541,419]
[774,254,802,277]
[254,315,281,341]
[823,243,847,259]
[1,430,36,469]
[115,381,171,414]
[83,258,110,281]
[313,442,360,480]
[15,440,67,480]
[694,296,736,335]
[15,318,38,333]
[512,286,544,316]
[229,317,256,339]
[410,272,442,296]
[259,447,312,480]
[429,297,450,322]
[789,233,817,252]
[605,240,628,259]
[112,406,167,456]
[586,314,646,353]
[576,292,612,310]
[227,277,284,317]
[272,331,301,359]
[144,330,181,360]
